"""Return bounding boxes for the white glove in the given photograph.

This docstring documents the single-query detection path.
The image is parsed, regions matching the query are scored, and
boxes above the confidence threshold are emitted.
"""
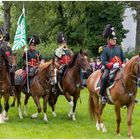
[121,64,125,67]
[24,47,28,52]
[113,63,119,69]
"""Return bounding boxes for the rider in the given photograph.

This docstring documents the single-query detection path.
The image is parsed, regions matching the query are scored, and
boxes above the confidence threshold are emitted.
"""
[55,32,73,65]
[23,35,41,90]
[0,28,16,94]
[23,35,41,66]
[54,32,73,78]
[100,24,126,104]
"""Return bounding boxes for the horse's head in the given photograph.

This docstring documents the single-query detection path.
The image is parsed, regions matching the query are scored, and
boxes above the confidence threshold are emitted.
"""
[50,60,60,85]
[77,49,92,73]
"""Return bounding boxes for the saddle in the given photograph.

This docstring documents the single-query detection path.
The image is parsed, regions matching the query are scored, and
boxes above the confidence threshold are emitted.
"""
[15,66,38,89]
[96,68,119,89]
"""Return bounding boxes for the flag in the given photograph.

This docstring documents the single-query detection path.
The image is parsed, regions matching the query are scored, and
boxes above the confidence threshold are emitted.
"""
[12,7,27,50]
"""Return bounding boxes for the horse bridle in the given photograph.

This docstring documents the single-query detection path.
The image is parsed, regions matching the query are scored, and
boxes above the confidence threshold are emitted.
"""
[118,59,140,97]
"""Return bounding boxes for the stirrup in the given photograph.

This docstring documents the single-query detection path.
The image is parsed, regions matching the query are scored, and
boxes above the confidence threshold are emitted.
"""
[101,96,107,104]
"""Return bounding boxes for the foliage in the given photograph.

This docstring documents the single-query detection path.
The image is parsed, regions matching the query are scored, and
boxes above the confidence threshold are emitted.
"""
[0,1,128,58]
[0,88,140,138]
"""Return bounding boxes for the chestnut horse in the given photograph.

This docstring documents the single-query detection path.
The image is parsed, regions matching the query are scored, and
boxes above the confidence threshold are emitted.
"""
[50,50,92,120]
[87,54,140,138]
[14,60,59,121]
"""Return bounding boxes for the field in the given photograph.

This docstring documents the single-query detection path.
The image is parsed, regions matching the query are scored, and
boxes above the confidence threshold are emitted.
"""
[0,88,140,139]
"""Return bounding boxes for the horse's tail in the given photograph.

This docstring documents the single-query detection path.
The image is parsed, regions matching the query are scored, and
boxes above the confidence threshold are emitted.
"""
[89,93,96,120]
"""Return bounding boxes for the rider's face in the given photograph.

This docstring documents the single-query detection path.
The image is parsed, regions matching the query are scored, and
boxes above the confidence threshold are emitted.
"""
[29,43,36,50]
[108,38,116,46]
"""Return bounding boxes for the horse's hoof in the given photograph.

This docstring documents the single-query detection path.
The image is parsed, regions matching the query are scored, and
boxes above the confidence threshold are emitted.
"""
[116,133,121,136]
[68,113,72,118]
[52,112,56,117]
[43,118,48,122]
[31,113,38,119]
[102,128,107,132]
[72,115,76,121]
[100,123,107,132]
[10,104,15,107]
[129,135,134,139]
[3,116,9,121]
[19,116,23,119]
[0,120,5,124]
[24,112,28,117]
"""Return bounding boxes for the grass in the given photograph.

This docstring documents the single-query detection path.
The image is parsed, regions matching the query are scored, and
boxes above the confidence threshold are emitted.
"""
[0,88,140,139]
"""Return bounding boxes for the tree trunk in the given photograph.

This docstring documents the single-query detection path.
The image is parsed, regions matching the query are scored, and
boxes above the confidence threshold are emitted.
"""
[135,3,140,52]
[2,1,12,34]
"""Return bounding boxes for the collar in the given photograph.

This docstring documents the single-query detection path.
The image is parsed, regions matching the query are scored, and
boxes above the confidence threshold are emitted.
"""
[108,42,115,48]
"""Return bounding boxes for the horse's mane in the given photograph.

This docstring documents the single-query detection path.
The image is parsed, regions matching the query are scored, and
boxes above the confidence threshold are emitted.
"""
[67,51,87,69]
[123,55,139,74]
[39,61,52,73]
[67,52,79,68]
[125,55,138,67]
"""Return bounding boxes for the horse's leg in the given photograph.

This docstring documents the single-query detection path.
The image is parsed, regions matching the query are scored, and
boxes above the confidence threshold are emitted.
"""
[64,92,74,119]
[93,93,107,132]
[51,93,59,117]
[98,101,107,132]
[72,92,80,121]
[0,95,4,123]
[3,91,9,121]
[11,95,16,107]
[31,95,41,119]
[89,92,102,131]
[42,94,49,122]
[115,104,121,135]
[16,90,23,119]
[127,102,135,138]
[24,94,30,116]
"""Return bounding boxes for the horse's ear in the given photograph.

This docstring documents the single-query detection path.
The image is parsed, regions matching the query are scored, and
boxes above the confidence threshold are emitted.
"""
[139,51,140,57]
[80,49,82,54]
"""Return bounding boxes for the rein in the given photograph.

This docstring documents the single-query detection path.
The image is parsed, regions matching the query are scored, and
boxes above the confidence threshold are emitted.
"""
[115,60,140,97]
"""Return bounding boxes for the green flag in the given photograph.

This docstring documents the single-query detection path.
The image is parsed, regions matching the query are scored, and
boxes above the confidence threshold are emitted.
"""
[12,8,27,50]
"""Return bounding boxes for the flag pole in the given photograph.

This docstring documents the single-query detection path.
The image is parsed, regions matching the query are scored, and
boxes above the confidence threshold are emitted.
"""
[23,4,30,93]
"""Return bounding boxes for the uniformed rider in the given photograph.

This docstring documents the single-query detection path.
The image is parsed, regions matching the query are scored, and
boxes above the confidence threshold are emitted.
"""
[100,24,126,104]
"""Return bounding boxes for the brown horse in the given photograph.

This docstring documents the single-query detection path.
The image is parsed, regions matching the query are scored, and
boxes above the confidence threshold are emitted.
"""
[87,54,140,138]
[0,53,16,123]
[50,50,92,120]
[14,60,59,121]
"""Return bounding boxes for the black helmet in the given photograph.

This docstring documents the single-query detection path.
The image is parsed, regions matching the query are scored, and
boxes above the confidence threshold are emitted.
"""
[57,32,67,44]
[27,35,40,45]
[102,24,117,40]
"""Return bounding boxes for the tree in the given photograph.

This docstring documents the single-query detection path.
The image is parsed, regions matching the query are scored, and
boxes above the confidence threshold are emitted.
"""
[2,1,12,34]
[1,1,128,56]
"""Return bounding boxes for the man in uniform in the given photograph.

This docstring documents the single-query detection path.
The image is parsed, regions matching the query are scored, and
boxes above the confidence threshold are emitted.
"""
[23,35,42,91]
[54,32,73,65]
[100,24,126,104]
[54,32,73,79]
[23,35,41,67]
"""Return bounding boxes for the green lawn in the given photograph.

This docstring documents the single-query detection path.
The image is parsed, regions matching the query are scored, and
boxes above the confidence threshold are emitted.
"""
[0,88,140,139]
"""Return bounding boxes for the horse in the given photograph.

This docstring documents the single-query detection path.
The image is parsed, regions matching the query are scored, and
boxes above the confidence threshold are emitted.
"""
[49,50,92,120]
[0,53,16,123]
[14,60,59,121]
[87,53,140,138]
